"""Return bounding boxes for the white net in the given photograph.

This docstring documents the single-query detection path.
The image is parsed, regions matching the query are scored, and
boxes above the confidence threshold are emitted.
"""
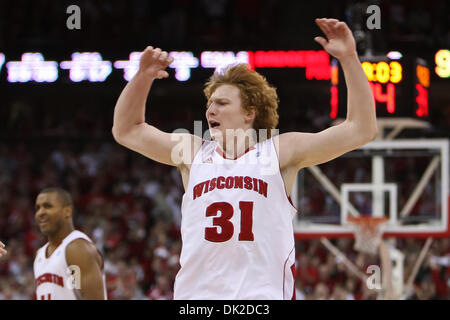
[349,218,388,255]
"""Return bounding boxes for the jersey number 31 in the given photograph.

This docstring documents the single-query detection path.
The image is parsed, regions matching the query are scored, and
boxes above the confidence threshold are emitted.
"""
[205,201,254,242]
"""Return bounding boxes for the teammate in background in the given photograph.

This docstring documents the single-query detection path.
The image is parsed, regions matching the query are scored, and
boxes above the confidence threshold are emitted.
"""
[33,188,107,300]
[112,18,377,299]
[0,241,6,258]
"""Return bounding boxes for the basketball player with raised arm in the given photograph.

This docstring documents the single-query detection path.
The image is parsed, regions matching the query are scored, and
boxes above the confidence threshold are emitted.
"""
[33,188,107,300]
[112,18,377,299]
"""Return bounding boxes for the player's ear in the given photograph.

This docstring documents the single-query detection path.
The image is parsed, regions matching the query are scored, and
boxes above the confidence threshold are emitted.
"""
[245,106,257,123]
[63,205,73,219]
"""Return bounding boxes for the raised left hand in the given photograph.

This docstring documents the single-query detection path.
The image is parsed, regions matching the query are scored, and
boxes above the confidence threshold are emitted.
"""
[314,18,357,61]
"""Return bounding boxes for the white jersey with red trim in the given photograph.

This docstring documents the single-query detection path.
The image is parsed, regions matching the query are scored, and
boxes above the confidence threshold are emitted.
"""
[33,230,106,300]
[174,137,297,299]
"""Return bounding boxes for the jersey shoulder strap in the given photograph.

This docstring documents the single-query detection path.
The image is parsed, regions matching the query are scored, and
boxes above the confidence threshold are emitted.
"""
[62,230,92,247]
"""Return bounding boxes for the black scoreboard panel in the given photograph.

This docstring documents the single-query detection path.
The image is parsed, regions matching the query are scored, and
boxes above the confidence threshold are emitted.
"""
[330,56,430,119]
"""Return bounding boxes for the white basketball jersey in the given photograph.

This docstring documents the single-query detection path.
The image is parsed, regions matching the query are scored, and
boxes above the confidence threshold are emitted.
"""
[174,138,297,299]
[33,230,106,300]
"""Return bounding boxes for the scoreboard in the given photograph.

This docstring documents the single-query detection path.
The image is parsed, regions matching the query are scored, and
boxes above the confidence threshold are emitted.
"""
[330,56,430,119]
[1,49,442,122]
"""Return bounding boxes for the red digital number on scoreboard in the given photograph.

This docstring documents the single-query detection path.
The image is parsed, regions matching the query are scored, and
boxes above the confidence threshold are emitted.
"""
[370,82,396,114]
[415,64,430,117]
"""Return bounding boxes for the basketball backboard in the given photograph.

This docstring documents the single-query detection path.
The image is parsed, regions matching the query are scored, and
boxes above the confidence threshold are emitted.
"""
[293,138,449,239]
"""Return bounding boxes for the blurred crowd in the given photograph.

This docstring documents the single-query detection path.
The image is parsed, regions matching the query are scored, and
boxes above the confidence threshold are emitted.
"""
[296,237,450,300]
[0,0,448,53]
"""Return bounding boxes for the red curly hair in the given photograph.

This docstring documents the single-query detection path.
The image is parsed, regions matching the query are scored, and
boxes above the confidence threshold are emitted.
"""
[203,64,279,140]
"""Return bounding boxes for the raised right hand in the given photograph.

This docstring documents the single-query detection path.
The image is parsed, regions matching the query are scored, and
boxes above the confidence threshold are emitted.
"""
[138,46,174,80]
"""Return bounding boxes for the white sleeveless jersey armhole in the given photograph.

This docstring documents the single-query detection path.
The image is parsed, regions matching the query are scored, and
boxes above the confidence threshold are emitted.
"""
[33,230,107,300]
[174,138,298,300]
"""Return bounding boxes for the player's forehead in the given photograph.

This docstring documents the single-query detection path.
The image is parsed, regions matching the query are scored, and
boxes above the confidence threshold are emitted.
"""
[210,84,240,101]
[35,192,60,206]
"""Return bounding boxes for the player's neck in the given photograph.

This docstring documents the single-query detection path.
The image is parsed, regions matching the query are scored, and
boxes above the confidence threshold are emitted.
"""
[47,224,75,248]
[219,134,257,159]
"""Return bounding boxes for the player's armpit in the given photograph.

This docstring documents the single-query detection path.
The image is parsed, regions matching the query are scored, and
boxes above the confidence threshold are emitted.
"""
[113,123,202,168]
[278,120,377,170]
[66,239,105,300]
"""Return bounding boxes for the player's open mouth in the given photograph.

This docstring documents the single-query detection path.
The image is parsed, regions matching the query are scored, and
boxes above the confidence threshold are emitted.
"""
[209,121,220,128]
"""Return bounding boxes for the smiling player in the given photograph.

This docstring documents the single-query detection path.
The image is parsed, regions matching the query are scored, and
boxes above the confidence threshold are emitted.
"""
[33,188,107,300]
